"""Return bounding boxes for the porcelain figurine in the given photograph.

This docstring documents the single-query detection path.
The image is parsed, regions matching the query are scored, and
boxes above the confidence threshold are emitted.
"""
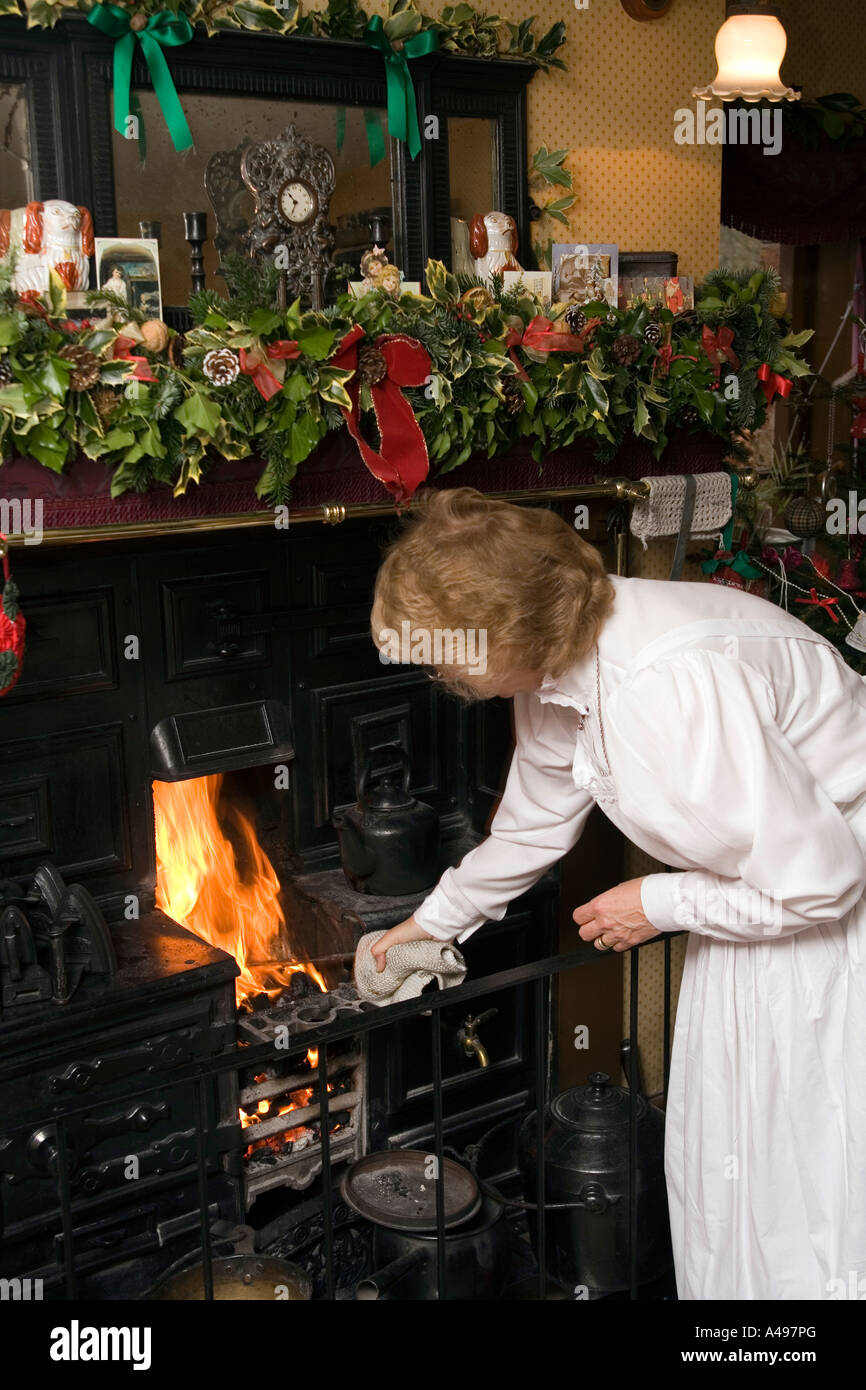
[468,211,521,285]
[0,199,94,295]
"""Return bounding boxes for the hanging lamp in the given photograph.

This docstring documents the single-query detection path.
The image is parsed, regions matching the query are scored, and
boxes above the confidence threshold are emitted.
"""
[694,2,799,103]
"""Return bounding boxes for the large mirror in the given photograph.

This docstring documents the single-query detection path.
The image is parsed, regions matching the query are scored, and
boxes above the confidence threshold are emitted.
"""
[0,82,34,209]
[112,92,394,307]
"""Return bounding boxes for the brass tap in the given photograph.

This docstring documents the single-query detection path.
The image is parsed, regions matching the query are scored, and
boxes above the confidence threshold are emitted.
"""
[457,1009,498,1068]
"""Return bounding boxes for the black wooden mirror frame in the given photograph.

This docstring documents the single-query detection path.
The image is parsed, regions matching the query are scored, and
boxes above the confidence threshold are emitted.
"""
[1,15,535,286]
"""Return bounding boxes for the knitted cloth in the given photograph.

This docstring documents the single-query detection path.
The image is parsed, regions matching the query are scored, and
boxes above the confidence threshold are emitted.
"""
[630,472,733,550]
[353,929,467,1006]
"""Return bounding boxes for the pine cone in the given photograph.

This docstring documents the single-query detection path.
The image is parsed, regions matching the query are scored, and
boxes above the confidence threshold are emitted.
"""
[0,358,12,387]
[93,387,119,420]
[501,375,524,415]
[356,342,387,386]
[644,321,664,346]
[203,347,240,385]
[612,334,642,366]
[58,343,101,391]
[565,306,586,335]
[168,334,186,369]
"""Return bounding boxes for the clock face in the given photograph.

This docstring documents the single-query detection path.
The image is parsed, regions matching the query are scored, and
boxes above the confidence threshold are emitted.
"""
[278,179,317,226]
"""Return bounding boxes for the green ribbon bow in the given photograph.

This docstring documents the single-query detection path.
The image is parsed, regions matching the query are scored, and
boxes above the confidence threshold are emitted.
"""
[700,473,763,581]
[363,16,438,160]
[87,4,194,154]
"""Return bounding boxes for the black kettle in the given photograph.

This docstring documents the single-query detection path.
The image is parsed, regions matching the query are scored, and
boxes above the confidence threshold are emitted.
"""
[517,1056,673,1297]
[332,744,440,896]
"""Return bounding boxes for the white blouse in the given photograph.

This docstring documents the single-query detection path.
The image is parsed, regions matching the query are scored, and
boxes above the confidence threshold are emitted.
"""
[413,572,866,1300]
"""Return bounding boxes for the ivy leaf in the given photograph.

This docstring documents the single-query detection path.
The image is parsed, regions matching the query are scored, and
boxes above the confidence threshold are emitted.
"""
[289,412,324,464]
[0,318,21,348]
[282,372,313,402]
[249,308,283,335]
[296,326,335,360]
[175,393,221,437]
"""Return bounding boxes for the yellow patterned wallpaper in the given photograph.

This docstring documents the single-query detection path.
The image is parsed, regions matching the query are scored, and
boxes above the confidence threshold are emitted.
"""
[355,0,727,279]
[782,0,866,99]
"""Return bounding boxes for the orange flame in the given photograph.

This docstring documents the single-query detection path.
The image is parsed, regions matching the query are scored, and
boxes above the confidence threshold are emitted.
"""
[153,774,326,1004]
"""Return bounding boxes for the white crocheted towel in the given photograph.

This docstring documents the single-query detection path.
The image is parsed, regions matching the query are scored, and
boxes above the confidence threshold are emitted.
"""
[629,472,733,550]
[353,929,467,1006]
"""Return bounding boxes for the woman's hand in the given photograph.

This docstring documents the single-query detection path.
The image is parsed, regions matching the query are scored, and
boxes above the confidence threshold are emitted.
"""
[573,877,661,952]
[369,915,438,973]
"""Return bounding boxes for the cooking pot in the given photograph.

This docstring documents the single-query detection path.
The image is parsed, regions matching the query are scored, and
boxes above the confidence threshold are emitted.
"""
[518,1069,673,1296]
[341,1150,510,1300]
[332,744,440,896]
[358,1196,509,1300]
[145,1225,311,1301]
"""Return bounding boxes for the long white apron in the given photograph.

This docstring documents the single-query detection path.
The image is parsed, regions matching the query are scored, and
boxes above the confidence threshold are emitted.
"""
[584,616,866,1301]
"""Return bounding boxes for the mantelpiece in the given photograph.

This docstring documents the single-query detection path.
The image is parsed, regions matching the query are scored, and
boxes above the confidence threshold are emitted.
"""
[0,431,727,544]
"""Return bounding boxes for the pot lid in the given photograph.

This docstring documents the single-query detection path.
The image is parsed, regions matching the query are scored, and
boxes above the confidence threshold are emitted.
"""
[551,1071,647,1132]
[341,1151,481,1232]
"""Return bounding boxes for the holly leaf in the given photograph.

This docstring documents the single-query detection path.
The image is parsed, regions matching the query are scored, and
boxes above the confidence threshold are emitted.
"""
[778,328,814,349]
[22,422,68,472]
[424,259,460,306]
[35,355,71,398]
[318,373,354,411]
[583,373,609,416]
[0,318,21,348]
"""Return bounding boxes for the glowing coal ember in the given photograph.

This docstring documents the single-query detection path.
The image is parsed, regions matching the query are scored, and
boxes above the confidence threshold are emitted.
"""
[153,774,326,1005]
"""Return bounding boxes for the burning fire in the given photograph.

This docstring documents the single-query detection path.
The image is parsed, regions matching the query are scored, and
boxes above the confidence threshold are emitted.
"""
[153,774,326,1004]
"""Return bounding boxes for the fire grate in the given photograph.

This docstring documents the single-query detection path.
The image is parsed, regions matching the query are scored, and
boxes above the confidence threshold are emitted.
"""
[237,981,367,1203]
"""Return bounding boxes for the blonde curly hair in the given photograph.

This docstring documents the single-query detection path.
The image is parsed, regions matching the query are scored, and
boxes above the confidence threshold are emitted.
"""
[371,487,615,699]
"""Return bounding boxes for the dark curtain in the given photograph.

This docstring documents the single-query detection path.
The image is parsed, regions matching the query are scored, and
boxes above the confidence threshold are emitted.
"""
[722,133,866,245]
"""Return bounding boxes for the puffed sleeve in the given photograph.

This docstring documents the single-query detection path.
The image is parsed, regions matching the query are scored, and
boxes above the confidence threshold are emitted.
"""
[413,692,595,944]
[609,648,866,942]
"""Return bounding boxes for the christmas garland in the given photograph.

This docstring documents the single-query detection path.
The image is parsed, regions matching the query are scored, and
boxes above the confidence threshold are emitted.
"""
[0,257,812,505]
[0,0,567,70]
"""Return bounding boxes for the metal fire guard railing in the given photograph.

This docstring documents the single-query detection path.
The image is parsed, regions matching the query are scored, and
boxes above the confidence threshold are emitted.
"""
[14,930,685,1302]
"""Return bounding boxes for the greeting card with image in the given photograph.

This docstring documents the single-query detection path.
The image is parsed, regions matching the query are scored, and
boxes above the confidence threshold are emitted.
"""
[552,243,618,307]
[664,276,694,313]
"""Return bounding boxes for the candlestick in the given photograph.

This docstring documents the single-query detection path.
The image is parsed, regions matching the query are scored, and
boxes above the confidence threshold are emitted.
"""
[139,220,162,245]
[183,211,208,294]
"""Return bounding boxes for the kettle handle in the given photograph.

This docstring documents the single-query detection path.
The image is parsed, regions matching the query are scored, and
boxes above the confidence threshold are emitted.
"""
[359,742,411,801]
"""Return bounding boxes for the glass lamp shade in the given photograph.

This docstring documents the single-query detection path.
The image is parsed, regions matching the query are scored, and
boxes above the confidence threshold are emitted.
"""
[693,11,798,103]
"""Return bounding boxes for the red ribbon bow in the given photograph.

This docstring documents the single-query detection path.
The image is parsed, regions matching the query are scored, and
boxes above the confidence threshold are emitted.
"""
[503,326,530,382]
[521,315,601,355]
[0,534,26,696]
[653,346,698,380]
[238,340,301,401]
[757,362,793,405]
[331,326,432,503]
[794,587,840,623]
[112,334,158,382]
[851,391,866,439]
[701,324,740,386]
